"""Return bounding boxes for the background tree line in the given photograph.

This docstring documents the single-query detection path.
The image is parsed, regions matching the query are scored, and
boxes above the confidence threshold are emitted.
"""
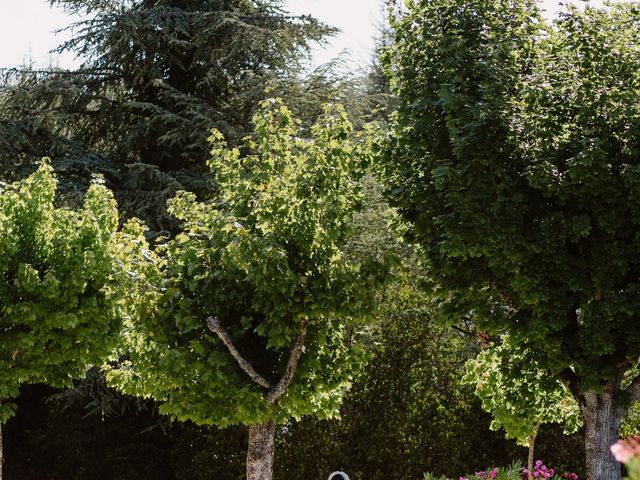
[5,0,639,479]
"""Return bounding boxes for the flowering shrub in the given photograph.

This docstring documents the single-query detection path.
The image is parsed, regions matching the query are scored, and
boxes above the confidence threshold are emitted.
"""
[560,474,579,480]
[611,436,640,480]
[474,468,499,479]
[522,460,578,480]
[523,460,554,478]
[424,462,522,480]
[423,461,578,480]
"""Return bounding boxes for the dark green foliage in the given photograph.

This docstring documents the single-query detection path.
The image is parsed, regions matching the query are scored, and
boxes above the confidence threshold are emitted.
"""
[274,288,586,480]
[362,7,397,122]
[4,385,174,480]
[3,366,585,480]
[45,0,333,163]
[0,0,339,235]
[378,3,640,477]
[4,384,247,480]
[275,178,527,480]
[276,310,507,480]
[2,175,586,478]
[379,0,640,398]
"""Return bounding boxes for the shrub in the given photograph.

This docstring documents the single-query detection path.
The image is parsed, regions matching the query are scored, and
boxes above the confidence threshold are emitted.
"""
[424,461,580,480]
[424,462,523,480]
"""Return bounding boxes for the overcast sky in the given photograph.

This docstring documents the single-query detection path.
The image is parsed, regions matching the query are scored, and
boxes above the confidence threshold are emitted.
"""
[0,0,611,70]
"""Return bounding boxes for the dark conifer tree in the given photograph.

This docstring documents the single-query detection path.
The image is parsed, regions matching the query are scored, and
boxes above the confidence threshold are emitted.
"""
[0,0,335,234]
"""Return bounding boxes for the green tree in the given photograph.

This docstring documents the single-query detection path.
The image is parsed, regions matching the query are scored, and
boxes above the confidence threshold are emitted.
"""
[378,1,640,479]
[0,0,336,234]
[0,161,145,479]
[464,336,581,475]
[108,100,384,480]
[274,177,522,480]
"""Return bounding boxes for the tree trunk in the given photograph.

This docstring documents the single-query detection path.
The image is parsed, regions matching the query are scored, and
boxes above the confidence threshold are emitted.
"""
[527,423,540,477]
[581,391,623,480]
[246,420,276,480]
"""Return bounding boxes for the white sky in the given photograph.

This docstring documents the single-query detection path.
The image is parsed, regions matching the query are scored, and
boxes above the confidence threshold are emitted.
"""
[0,0,613,70]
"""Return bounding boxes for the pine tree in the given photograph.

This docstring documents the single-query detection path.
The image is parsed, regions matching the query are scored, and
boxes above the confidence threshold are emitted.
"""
[0,0,336,235]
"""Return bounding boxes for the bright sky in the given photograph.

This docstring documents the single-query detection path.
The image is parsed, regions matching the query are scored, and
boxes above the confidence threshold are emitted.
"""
[0,0,384,69]
[0,0,614,70]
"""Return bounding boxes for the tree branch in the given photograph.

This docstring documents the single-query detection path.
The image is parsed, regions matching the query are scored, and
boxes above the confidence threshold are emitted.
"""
[206,316,272,390]
[623,372,640,404]
[558,367,581,403]
[0,67,118,76]
[266,320,308,404]
[450,323,476,337]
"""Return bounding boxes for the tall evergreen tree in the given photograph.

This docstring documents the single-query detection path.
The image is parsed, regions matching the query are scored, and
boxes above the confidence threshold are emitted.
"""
[0,0,336,234]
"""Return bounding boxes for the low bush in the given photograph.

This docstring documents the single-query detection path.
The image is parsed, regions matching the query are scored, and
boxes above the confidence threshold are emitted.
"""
[424,461,579,480]
[424,462,522,480]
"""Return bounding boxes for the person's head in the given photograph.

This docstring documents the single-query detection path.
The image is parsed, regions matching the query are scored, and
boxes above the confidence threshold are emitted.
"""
[328,472,350,480]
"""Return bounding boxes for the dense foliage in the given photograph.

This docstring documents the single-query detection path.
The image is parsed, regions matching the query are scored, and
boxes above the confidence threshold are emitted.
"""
[108,100,383,428]
[379,1,640,477]
[464,336,581,447]
[2,176,585,480]
[0,0,339,234]
[381,0,640,387]
[277,295,521,480]
[5,0,639,478]
[0,161,141,422]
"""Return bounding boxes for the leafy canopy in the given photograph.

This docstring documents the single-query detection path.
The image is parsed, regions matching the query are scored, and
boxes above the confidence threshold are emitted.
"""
[0,161,141,422]
[379,0,640,391]
[464,336,581,446]
[109,100,383,427]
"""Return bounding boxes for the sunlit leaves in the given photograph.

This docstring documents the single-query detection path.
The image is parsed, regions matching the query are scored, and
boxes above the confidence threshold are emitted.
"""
[0,161,133,423]
[109,100,383,427]
[464,336,581,446]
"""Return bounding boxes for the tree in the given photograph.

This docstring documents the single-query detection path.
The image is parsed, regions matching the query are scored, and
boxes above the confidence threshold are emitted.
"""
[0,0,336,234]
[108,100,385,480]
[277,293,526,480]
[464,336,581,475]
[378,1,640,479]
[0,161,145,480]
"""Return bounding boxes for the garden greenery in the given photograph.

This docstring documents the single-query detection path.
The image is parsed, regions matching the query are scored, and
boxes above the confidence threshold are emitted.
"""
[0,161,145,423]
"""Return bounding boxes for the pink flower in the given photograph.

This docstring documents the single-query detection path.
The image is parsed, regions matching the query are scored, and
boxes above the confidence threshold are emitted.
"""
[523,460,560,479]
[611,436,640,464]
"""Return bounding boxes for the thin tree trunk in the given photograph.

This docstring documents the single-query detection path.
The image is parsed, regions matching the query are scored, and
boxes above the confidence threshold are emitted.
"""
[207,318,307,480]
[527,423,540,477]
[246,420,276,480]
[581,391,623,480]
